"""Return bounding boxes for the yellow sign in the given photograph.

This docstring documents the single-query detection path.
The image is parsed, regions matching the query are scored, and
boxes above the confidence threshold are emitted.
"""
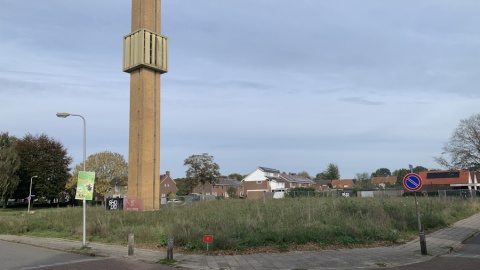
[76,171,96,200]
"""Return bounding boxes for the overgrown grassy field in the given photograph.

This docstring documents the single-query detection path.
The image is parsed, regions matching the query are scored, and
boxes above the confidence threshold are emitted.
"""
[1,197,479,253]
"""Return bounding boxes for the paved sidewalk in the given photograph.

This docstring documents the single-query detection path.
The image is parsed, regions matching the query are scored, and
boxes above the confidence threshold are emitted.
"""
[1,212,480,270]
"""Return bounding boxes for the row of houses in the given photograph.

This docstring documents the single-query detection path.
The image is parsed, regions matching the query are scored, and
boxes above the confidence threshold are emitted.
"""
[157,167,480,199]
[160,167,358,199]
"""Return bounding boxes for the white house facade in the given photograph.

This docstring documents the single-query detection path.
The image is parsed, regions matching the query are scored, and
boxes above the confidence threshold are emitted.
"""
[243,167,285,199]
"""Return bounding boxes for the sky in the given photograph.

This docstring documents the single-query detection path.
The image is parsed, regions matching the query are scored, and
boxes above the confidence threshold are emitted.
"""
[1,0,480,180]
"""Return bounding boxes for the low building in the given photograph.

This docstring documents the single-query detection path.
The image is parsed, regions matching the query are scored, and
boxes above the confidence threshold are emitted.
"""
[371,176,397,185]
[371,176,397,189]
[331,179,355,189]
[192,178,244,198]
[314,180,331,191]
[418,170,480,191]
[160,171,178,198]
[280,173,315,189]
[243,167,286,199]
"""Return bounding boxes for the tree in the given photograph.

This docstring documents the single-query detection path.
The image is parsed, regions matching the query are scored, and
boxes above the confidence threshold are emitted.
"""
[297,171,312,179]
[14,133,71,201]
[316,163,340,180]
[228,173,244,181]
[174,178,190,195]
[412,166,428,174]
[371,168,392,178]
[227,186,237,198]
[0,132,21,207]
[67,151,127,201]
[392,168,410,186]
[184,153,221,197]
[355,172,370,182]
[435,113,480,170]
[353,172,374,192]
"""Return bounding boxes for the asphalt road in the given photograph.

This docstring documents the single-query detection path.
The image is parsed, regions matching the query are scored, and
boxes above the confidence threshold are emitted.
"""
[3,233,480,270]
[0,240,176,270]
[33,258,177,270]
[373,232,480,270]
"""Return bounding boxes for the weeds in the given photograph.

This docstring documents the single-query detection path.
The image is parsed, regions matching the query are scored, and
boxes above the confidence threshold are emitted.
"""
[0,197,478,252]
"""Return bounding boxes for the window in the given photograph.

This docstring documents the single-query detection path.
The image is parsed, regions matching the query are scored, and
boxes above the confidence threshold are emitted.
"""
[427,172,460,179]
[257,181,262,184]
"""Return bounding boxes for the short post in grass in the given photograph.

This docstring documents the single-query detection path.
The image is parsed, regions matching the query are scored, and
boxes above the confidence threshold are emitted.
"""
[203,235,213,252]
[128,234,134,256]
[167,236,174,260]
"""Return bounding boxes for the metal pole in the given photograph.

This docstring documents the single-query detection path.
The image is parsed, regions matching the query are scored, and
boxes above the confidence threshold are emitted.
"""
[410,166,427,255]
[414,192,421,232]
[414,192,427,254]
[79,115,86,247]
[56,112,87,247]
[69,114,87,247]
[28,176,37,214]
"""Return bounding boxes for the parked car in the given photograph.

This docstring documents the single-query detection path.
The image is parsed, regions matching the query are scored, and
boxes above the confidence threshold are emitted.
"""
[186,196,200,202]
[167,199,182,204]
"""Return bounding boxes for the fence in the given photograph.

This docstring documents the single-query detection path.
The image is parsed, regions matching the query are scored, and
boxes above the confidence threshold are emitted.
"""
[438,190,479,198]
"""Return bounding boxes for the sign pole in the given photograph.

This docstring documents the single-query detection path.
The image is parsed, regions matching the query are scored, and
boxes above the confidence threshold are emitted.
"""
[414,192,427,255]
[203,235,213,252]
[403,171,427,255]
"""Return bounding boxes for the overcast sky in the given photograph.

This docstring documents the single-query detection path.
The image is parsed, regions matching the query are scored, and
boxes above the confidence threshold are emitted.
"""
[1,0,480,179]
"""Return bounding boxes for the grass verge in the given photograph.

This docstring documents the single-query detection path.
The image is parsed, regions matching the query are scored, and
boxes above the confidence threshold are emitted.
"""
[0,197,478,253]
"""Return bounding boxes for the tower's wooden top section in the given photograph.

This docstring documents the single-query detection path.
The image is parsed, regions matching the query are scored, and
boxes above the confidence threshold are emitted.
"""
[124,0,168,73]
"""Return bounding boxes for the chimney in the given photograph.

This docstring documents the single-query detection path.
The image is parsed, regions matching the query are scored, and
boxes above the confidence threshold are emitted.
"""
[166,171,170,177]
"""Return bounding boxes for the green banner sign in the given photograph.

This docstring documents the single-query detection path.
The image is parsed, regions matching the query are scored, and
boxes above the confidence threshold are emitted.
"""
[76,171,96,200]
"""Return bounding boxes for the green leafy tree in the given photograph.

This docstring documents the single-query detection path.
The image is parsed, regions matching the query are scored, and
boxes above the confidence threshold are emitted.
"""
[371,168,392,178]
[355,172,370,182]
[67,151,127,201]
[297,171,312,179]
[435,113,480,170]
[353,172,374,192]
[14,133,71,201]
[392,168,410,186]
[228,173,244,181]
[316,163,340,180]
[227,186,237,198]
[184,153,221,197]
[173,178,190,195]
[0,132,21,207]
[412,166,428,174]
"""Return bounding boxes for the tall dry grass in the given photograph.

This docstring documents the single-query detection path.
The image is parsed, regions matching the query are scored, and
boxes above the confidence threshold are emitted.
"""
[0,197,478,252]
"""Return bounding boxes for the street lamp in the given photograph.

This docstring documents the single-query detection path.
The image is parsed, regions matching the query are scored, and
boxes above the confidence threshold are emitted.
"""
[28,175,38,214]
[56,112,87,246]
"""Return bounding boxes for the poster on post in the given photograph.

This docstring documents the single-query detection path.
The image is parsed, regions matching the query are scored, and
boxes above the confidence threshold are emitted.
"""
[76,171,96,200]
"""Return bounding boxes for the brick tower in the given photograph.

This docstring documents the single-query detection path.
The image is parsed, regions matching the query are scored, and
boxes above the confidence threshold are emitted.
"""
[123,0,168,210]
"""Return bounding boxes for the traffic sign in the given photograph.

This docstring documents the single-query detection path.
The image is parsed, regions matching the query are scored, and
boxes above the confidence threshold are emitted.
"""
[203,235,213,243]
[403,173,423,191]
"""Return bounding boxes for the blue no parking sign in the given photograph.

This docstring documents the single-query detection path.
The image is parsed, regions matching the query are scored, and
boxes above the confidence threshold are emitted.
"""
[403,173,423,191]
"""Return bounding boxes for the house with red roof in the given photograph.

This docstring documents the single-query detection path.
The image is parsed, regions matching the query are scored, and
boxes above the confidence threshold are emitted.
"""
[418,170,480,191]
[331,179,355,189]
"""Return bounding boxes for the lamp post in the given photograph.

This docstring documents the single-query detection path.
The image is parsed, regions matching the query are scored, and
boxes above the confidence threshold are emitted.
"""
[56,112,87,247]
[28,175,38,214]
